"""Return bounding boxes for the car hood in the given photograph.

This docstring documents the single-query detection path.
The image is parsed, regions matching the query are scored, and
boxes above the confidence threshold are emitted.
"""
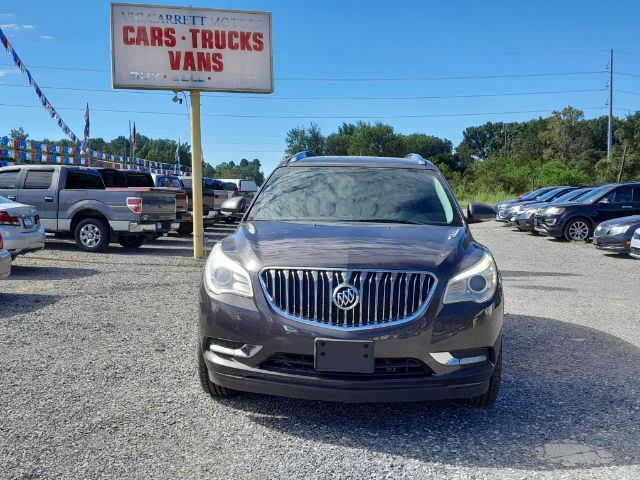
[220,221,483,276]
[598,215,640,227]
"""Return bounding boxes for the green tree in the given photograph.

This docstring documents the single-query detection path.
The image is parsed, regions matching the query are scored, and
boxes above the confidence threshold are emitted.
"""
[284,122,327,157]
[9,127,29,141]
[347,121,403,157]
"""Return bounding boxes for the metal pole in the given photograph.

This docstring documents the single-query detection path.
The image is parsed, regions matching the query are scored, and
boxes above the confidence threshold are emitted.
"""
[190,90,204,258]
[607,49,613,162]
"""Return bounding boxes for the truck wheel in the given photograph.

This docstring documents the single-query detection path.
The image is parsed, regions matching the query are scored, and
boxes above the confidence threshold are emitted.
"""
[564,217,592,242]
[198,345,240,398]
[119,235,146,248]
[177,223,193,235]
[74,218,109,252]
[464,346,502,408]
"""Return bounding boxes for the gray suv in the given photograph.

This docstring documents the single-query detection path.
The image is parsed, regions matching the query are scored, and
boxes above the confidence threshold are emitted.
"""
[198,153,503,405]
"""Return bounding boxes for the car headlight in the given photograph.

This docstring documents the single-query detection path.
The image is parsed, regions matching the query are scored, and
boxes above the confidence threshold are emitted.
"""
[204,243,253,297]
[443,252,498,304]
[524,207,538,214]
[512,206,524,214]
[546,207,565,215]
[609,225,629,235]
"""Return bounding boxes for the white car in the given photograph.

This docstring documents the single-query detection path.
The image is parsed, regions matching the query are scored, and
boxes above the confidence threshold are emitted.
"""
[630,227,640,259]
[0,196,45,259]
[0,232,11,279]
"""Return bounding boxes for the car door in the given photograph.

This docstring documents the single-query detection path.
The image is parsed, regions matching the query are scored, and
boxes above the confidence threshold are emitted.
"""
[632,186,640,215]
[16,168,59,231]
[0,168,22,201]
[595,186,635,222]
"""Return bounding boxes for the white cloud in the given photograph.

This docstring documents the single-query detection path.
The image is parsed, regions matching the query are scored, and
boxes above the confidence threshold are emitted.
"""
[0,68,19,77]
[40,35,55,40]
[0,23,35,31]
[0,13,16,19]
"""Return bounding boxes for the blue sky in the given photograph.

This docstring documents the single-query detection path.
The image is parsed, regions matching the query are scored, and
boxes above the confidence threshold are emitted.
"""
[1,0,639,175]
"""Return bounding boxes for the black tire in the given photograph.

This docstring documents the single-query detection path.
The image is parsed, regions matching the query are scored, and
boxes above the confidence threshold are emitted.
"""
[197,345,240,398]
[177,223,193,235]
[118,235,146,248]
[464,346,502,408]
[74,218,110,252]
[563,217,592,242]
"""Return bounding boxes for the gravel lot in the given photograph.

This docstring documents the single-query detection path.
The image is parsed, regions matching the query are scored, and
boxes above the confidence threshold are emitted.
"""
[1,222,639,479]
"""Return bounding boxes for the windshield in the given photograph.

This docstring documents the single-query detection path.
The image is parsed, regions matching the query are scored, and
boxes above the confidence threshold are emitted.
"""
[521,187,550,201]
[538,188,567,202]
[553,188,591,203]
[247,166,462,226]
[156,176,183,188]
[579,185,614,204]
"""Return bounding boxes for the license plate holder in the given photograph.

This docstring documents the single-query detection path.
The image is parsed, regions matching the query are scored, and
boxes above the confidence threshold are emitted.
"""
[22,217,33,228]
[314,339,374,373]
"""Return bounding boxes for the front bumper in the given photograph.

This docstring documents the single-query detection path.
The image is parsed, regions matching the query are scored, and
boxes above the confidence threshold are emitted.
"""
[0,249,11,279]
[593,234,630,252]
[128,221,172,233]
[534,215,563,236]
[199,282,504,403]
[630,238,640,258]
[0,224,45,258]
[514,213,535,231]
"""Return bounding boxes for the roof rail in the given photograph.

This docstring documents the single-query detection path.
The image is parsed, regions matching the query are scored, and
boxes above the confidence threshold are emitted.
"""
[281,150,315,166]
[405,153,429,166]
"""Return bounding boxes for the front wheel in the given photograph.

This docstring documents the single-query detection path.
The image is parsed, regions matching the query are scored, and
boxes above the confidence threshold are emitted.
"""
[198,345,240,398]
[118,235,146,248]
[74,218,110,252]
[564,217,592,242]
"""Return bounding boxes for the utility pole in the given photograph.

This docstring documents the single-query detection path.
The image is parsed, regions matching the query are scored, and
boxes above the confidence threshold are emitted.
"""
[607,49,613,162]
[190,90,204,258]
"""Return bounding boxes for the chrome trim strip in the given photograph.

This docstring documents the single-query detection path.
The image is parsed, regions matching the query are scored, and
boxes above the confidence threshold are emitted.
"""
[258,267,439,331]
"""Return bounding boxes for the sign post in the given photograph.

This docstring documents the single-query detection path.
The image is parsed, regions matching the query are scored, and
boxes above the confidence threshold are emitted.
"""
[110,3,273,258]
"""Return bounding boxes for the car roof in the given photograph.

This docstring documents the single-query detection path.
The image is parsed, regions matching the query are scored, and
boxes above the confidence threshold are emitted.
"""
[281,154,439,170]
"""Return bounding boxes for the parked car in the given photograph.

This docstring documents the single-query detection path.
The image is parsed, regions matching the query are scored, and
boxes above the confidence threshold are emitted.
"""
[0,195,45,259]
[219,178,258,200]
[0,233,11,279]
[592,215,640,253]
[503,186,576,224]
[198,152,503,406]
[180,176,232,214]
[0,165,176,252]
[630,228,640,259]
[218,179,259,223]
[98,169,192,235]
[535,182,640,241]
[513,187,592,232]
[495,186,560,222]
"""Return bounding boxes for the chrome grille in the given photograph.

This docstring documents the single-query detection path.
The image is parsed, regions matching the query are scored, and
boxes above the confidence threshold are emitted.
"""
[259,268,436,329]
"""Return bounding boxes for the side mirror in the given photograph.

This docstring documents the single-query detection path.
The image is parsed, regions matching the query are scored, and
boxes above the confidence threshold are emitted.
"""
[221,196,246,214]
[467,202,496,223]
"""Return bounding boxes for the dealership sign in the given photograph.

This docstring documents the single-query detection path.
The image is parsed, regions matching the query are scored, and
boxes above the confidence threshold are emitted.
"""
[110,3,273,93]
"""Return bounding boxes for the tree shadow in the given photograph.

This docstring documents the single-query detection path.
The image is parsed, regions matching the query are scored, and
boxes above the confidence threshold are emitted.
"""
[0,293,59,318]
[215,315,640,471]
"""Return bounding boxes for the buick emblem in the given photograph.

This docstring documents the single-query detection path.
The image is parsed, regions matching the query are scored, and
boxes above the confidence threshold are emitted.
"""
[333,284,359,311]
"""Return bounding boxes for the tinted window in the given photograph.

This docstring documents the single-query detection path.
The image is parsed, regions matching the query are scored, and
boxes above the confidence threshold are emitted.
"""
[23,170,54,189]
[634,187,640,202]
[614,186,633,203]
[65,170,105,189]
[538,188,567,201]
[156,176,183,188]
[125,173,154,187]
[181,178,192,189]
[248,167,462,226]
[98,169,128,188]
[583,185,615,204]
[0,170,20,189]
[225,182,238,191]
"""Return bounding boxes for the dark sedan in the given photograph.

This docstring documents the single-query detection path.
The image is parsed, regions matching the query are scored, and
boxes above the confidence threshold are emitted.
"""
[593,215,640,253]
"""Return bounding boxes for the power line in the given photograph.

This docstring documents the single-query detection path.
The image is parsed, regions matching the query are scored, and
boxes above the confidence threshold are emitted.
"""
[0,63,606,81]
[0,82,606,100]
[0,102,608,119]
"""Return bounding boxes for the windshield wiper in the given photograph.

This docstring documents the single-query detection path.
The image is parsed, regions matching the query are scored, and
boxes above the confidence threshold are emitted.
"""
[345,218,426,225]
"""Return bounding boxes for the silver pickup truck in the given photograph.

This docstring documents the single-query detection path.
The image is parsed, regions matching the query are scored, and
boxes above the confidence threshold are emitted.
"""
[0,165,176,252]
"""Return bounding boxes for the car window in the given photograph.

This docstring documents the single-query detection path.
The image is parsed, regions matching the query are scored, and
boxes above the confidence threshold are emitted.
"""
[65,170,105,189]
[633,187,640,202]
[125,173,154,188]
[181,178,192,189]
[98,169,128,188]
[23,170,54,189]
[538,188,565,201]
[583,185,615,204]
[0,170,20,189]
[156,176,183,188]
[613,186,633,203]
[0,195,14,203]
[247,166,462,226]
[225,182,238,191]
